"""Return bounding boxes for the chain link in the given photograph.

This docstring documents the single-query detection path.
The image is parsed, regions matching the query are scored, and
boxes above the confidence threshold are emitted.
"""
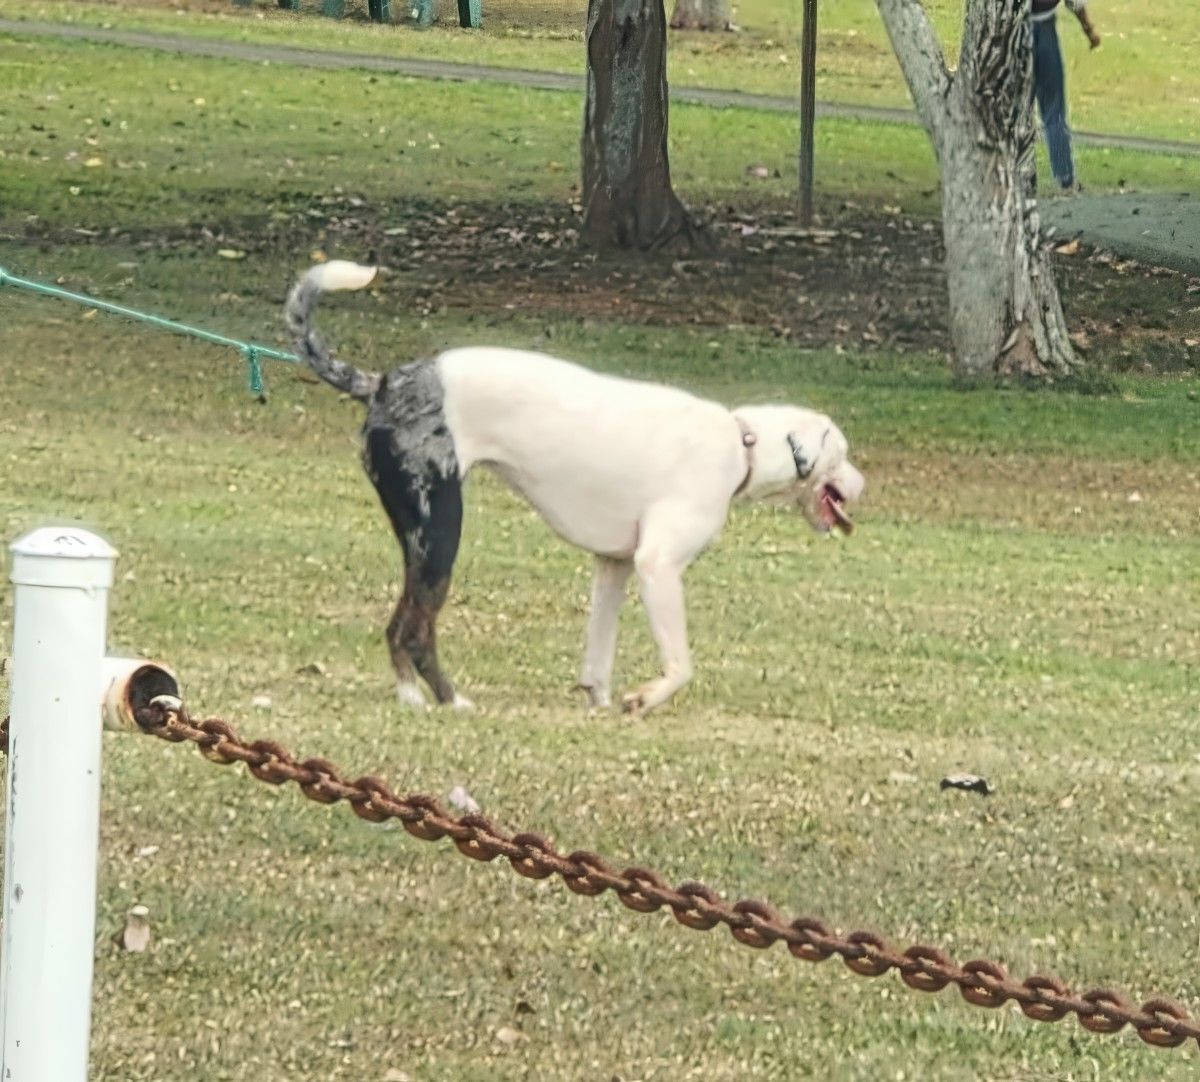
[0,705,1196,1051]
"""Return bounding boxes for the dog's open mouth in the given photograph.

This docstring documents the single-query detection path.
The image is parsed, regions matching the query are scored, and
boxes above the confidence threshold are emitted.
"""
[819,483,854,534]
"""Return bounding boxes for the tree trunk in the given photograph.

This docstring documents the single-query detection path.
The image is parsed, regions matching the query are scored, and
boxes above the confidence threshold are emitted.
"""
[940,142,1074,380]
[669,0,732,32]
[582,0,708,252]
[875,0,1076,382]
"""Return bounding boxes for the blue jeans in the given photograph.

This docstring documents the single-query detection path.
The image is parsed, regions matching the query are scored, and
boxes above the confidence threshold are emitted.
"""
[1033,16,1075,188]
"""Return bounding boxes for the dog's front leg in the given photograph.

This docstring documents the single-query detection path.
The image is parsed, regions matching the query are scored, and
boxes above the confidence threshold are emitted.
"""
[623,548,693,717]
[579,555,633,710]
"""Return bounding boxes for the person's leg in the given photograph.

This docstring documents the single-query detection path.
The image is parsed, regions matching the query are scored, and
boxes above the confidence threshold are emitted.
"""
[1033,17,1075,188]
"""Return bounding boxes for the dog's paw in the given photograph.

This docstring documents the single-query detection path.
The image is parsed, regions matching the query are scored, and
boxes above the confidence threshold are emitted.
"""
[450,692,476,713]
[620,691,646,719]
[577,682,611,712]
[396,681,430,712]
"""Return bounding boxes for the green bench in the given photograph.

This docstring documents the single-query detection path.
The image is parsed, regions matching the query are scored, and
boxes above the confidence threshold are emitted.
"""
[411,0,480,27]
[257,0,478,26]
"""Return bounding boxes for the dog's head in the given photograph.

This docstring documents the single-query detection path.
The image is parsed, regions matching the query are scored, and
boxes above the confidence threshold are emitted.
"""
[733,405,864,535]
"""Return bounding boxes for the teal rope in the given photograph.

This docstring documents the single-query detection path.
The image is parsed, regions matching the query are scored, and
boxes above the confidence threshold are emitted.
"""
[243,346,265,399]
[0,265,299,397]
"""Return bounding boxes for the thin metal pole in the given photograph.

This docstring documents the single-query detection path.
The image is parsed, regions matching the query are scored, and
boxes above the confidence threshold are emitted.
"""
[1,527,118,1079]
[798,0,818,226]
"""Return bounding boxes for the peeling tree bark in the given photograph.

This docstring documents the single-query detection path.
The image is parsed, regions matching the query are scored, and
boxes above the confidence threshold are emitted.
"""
[669,0,732,32]
[875,0,1076,381]
[582,0,708,252]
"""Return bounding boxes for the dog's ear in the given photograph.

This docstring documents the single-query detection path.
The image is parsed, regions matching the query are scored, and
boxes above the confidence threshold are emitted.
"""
[786,427,829,481]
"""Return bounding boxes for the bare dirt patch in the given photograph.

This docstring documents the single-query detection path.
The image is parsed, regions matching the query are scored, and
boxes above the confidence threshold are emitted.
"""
[297,197,1200,370]
[15,196,1200,370]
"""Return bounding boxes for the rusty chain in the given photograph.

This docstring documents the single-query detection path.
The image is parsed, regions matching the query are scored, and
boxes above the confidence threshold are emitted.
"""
[0,704,1197,1051]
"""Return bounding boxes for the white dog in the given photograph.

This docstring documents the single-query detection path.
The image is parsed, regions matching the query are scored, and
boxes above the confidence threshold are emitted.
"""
[285,261,864,716]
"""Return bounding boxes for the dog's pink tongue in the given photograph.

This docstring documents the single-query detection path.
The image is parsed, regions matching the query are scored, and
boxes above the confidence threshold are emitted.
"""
[823,493,854,534]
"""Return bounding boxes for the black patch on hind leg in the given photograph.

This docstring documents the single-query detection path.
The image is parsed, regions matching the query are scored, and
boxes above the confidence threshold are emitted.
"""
[362,357,461,579]
[361,358,464,703]
[365,427,462,587]
[366,426,421,535]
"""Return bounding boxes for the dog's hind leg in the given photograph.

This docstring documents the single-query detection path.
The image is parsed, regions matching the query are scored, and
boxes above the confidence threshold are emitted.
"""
[367,427,467,709]
[387,597,429,710]
[579,555,633,711]
[391,555,465,709]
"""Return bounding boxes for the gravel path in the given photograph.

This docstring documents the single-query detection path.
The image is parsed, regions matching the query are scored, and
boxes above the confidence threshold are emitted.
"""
[1043,192,1200,276]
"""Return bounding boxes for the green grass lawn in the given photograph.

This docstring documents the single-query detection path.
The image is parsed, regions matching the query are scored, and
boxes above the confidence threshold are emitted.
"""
[1,22,1199,1082]
[0,33,1194,237]
[3,0,1199,143]
[2,255,1198,1081]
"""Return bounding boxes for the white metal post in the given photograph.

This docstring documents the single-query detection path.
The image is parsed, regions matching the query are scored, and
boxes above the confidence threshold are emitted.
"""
[2,527,117,1081]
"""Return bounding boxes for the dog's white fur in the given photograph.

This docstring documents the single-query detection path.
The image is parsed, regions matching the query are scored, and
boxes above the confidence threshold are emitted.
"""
[434,347,863,713]
[297,262,864,715]
[308,260,380,293]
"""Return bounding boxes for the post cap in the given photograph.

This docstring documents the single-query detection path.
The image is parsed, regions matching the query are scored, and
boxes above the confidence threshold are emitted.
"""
[10,526,118,590]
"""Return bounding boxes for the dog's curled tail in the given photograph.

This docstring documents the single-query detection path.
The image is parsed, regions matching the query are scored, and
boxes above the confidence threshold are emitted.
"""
[285,261,382,401]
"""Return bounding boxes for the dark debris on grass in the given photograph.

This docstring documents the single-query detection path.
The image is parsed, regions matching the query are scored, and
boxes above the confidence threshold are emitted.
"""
[10,195,1200,374]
